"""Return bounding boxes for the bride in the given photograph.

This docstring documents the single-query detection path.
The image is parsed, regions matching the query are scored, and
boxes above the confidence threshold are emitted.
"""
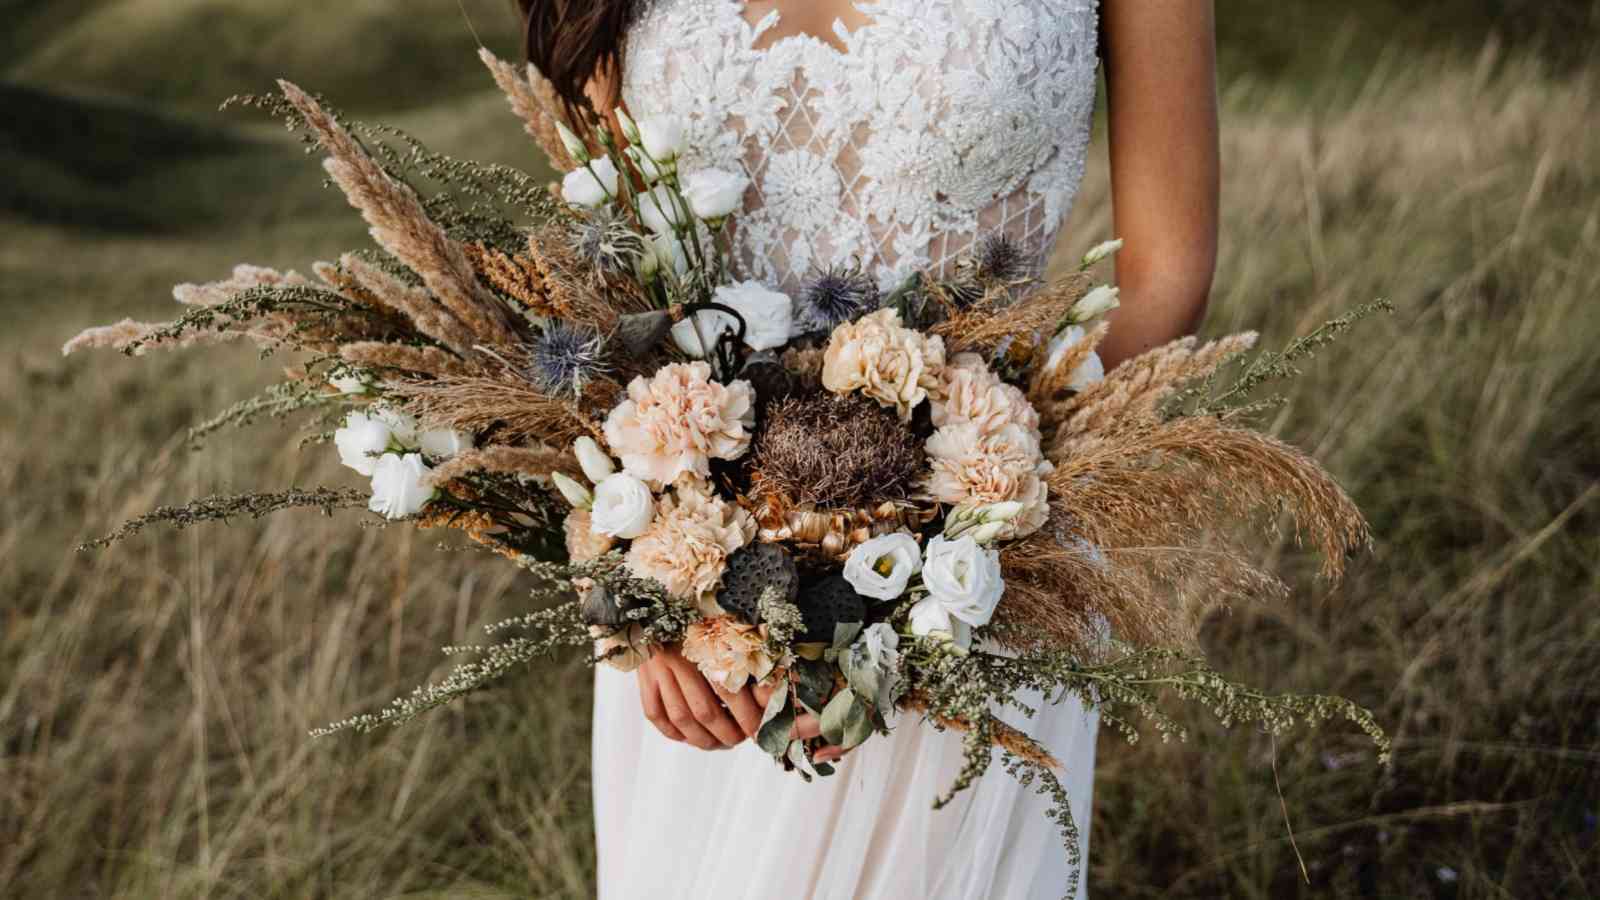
[517,1,1218,896]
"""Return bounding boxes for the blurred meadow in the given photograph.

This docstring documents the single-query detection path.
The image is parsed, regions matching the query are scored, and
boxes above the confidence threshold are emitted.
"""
[3,1,1598,897]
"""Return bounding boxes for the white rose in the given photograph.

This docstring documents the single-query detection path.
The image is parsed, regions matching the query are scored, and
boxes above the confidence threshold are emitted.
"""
[907,596,973,651]
[1080,238,1124,268]
[1070,284,1121,323]
[681,167,748,223]
[419,427,474,459]
[334,411,392,476]
[574,436,616,484]
[637,185,687,235]
[590,473,656,539]
[921,535,1005,628]
[371,405,420,448]
[637,115,686,162]
[842,532,922,601]
[367,453,435,520]
[1044,325,1106,393]
[561,157,619,208]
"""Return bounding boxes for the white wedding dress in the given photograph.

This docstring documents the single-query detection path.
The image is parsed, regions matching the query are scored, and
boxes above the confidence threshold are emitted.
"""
[593,1,1103,897]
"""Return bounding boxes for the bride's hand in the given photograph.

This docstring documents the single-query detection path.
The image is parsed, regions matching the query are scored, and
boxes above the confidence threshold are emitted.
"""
[750,682,848,765]
[637,645,761,750]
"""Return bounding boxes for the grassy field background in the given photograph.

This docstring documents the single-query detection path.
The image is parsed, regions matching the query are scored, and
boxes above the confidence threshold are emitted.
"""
[3,2,1599,897]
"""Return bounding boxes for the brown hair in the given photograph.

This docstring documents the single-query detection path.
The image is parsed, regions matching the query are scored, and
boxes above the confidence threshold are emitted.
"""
[517,0,642,118]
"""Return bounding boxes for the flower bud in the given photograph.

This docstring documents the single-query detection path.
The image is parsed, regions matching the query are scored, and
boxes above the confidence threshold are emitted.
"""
[615,108,642,144]
[1070,285,1120,323]
[555,120,590,164]
[552,472,594,510]
[980,501,1026,523]
[971,521,1007,544]
[1080,238,1124,269]
[574,436,616,484]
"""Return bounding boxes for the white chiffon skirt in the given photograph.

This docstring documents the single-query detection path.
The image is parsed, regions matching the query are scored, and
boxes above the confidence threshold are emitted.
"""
[592,664,1098,899]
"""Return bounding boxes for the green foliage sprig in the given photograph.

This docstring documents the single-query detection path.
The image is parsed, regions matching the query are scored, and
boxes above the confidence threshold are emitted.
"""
[80,487,370,550]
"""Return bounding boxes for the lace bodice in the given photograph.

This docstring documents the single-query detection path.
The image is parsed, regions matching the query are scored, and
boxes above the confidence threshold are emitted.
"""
[624,0,1101,295]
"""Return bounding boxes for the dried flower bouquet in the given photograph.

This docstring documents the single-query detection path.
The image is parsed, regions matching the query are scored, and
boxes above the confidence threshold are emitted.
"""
[68,54,1391,881]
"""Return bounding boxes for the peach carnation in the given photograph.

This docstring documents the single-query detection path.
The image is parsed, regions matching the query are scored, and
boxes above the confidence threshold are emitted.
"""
[604,362,756,487]
[591,623,648,673]
[821,308,946,421]
[564,509,615,563]
[925,422,1053,538]
[624,481,756,607]
[932,352,1040,435]
[682,615,776,692]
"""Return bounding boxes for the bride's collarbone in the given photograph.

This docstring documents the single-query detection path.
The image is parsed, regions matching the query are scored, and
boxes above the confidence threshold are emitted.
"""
[738,0,876,53]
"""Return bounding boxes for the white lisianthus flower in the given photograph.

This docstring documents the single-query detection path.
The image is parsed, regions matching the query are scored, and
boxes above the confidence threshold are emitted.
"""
[842,533,923,601]
[555,120,590,164]
[1044,325,1106,393]
[921,534,1005,628]
[1080,238,1124,268]
[334,411,393,476]
[636,115,685,163]
[371,406,420,449]
[552,472,595,510]
[590,473,657,539]
[419,427,474,459]
[681,167,748,223]
[670,312,729,359]
[648,233,691,280]
[561,157,620,208]
[638,185,687,235]
[1070,284,1121,323]
[907,596,973,651]
[574,436,616,484]
[367,453,435,520]
[330,372,370,395]
[711,281,793,351]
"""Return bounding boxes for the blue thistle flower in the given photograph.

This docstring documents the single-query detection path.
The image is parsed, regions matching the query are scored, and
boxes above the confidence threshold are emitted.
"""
[976,234,1027,282]
[796,265,879,333]
[529,322,610,396]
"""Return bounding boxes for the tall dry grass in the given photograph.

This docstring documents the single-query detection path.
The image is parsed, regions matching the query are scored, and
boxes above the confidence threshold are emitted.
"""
[3,43,1598,900]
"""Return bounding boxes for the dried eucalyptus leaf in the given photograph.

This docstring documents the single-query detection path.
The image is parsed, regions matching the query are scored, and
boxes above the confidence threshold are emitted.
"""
[792,658,834,715]
[756,683,795,758]
[820,687,858,746]
[832,621,864,650]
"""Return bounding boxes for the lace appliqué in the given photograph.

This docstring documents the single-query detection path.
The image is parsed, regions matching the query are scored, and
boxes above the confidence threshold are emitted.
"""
[625,0,1100,295]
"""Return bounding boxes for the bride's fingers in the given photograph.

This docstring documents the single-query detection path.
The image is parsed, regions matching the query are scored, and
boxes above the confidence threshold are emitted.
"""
[652,666,721,750]
[792,712,822,741]
[637,665,686,742]
[813,745,848,764]
[714,683,764,738]
[667,660,745,748]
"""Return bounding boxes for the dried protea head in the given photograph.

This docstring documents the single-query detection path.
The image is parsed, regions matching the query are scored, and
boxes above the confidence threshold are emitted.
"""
[749,393,925,510]
[567,206,645,277]
[529,321,610,396]
[796,264,879,333]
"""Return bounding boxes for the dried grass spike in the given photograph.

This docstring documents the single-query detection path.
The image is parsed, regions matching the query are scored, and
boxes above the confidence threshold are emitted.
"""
[479,48,576,170]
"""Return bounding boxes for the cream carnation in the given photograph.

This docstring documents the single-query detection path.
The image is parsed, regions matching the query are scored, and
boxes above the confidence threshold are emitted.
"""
[624,482,755,605]
[682,615,775,692]
[564,509,616,563]
[603,362,756,487]
[821,308,946,421]
[591,623,648,673]
[932,352,1040,435]
[925,422,1052,539]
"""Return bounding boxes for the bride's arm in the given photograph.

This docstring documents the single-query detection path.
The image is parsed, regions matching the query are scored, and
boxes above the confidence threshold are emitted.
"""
[1098,2,1220,369]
